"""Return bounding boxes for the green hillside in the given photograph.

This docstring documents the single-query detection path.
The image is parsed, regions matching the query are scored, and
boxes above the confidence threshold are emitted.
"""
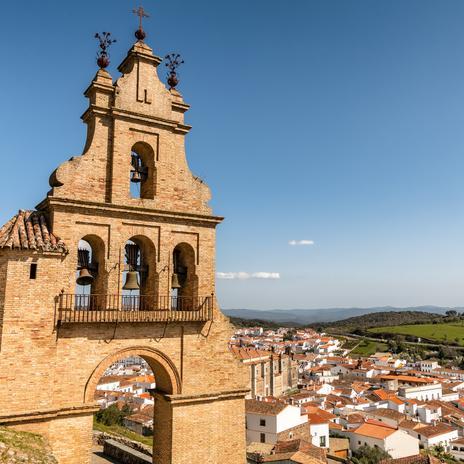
[369,322,464,345]
[319,311,444,333]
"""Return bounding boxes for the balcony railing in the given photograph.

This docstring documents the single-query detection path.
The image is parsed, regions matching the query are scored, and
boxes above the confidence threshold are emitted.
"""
[55,294,213,324]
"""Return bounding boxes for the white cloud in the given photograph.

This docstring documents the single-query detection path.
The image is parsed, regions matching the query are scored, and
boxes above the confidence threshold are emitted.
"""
[217,272,280,280]
[251,272,280,279]
[289,239,314,246]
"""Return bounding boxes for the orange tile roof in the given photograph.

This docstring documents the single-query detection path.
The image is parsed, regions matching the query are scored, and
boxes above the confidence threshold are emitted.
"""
[353,422,397,439]
[378,375,436,384]
[307,413,331,425]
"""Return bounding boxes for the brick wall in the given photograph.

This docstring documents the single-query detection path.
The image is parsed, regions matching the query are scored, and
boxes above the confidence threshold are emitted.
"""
[0,35,249,464]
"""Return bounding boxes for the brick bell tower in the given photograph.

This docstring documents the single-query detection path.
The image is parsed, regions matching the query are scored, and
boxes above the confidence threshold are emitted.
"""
[0,14,248,464]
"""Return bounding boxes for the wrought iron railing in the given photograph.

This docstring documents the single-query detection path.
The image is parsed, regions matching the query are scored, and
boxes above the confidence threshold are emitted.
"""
[55,294,213,323]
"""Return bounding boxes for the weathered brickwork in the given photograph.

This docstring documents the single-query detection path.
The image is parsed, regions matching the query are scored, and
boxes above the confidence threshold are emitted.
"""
[0,35,248,464]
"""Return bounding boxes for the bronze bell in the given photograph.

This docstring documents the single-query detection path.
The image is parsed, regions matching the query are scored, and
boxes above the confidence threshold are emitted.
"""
[131,170,142,183]
[171,273,181,289]
[76,268,94,286]
[123,271,140,291]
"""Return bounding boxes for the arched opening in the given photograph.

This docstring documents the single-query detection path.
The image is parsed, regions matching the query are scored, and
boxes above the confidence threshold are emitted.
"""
[130,142,156,200]
[172,242,198,310]
[122,236,158,310]
[85,347,181,463]
[75,235,106,308]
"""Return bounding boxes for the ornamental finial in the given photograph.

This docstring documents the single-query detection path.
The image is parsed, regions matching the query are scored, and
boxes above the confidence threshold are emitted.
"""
[94,32,116,69]
[165,53,184,89]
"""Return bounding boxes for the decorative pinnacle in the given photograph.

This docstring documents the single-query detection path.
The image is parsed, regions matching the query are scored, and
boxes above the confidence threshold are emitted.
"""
[94,32,116,69]
[165,53,184,89]
[133,6,149,41]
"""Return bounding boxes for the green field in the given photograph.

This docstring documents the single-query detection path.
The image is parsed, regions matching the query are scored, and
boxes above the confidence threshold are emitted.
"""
[350,339,389,356]
[368,322,464,345]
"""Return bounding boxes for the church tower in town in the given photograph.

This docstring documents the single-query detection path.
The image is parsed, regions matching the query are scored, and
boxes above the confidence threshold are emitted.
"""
[0,12,248,464]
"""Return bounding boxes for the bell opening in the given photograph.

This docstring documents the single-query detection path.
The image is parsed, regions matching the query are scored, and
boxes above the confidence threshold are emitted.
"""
[76,243,97,293]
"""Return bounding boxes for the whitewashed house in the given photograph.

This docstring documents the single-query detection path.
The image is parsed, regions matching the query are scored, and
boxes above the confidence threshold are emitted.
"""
[419,361,440,373]
[411,423,459,450]
[398,383,442,401]
[245,400,307,444]
[450,438,464,461]
[416,404,441,424]
[345,422,419,459]
[307,412,330,448]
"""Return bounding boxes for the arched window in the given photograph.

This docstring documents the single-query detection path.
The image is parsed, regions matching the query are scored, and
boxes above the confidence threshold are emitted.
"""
[171,243,198,310]
[75,235,106,309]
[122,236,158,310]
[129,142,156,200]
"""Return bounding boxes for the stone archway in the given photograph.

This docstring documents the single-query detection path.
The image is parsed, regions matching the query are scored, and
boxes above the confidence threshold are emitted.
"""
[84,346,182,464]
[84,346,181,403]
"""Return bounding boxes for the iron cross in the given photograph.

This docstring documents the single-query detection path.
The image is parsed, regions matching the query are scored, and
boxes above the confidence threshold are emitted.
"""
[133,6,149,30]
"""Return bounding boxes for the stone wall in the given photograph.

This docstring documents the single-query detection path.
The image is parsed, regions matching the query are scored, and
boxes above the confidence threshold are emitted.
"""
[103,440,151,464]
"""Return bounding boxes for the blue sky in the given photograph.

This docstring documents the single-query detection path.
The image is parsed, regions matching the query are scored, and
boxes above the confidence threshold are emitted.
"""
[1,1,464,310]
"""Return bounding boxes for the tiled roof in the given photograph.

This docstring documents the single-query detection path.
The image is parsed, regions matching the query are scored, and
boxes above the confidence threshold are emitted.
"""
[380,455,441,464]
[415,422,456,438]
[272,439,315,454]
[245,399,287,415]
[353,422,397,439]
[372,389,393,400]
[302,407,336,422]
[252,451,324,464]
[398,419,424,431]
[346,413,365,424]
[367,408,406,421]
[230,346,271,361]
[378,374,436,384]
[0,210,67,254]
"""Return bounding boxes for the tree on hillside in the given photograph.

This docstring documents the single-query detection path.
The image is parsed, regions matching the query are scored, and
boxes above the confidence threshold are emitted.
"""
[95,404,131,426]
[283,329,296,341]
[438,345,458,360]
[350,444,390,464]
[446,310,458,318]
[428,444,458,463]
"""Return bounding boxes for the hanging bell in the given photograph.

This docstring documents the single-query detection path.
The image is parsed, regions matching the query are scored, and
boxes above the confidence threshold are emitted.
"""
[123,271,140,291]
[76,268,94,286]
[131,170,142,183]
[171,273,181,289]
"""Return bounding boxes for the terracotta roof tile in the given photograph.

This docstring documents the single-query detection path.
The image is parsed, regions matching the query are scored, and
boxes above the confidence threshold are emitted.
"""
[415,422,456,438]
[353,422,397,439]
[245,399,287,415]
[380,455,441,464]
[367,408,406,421]
[0,210,67,254]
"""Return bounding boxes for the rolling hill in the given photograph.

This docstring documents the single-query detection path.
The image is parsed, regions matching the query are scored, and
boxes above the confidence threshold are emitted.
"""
[223,306,461,325]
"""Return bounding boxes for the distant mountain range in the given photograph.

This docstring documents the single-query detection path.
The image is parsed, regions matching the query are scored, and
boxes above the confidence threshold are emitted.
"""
[223,306,464,325]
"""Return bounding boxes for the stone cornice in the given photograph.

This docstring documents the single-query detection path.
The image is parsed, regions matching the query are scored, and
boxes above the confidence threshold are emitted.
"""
[0,404,99,424]
[83,81,115,98]
[37,197,224,226]
[172,101,190,113]
[80,105,192,134]
[152,388,250,406]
